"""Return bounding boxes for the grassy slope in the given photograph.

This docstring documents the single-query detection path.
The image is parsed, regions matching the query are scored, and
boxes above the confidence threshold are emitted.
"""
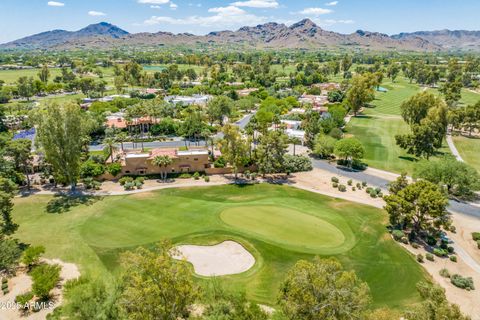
[453,135,480,172]
[13,184,426,309]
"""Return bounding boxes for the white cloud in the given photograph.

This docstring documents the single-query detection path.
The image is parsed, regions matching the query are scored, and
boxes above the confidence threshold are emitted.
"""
[299,7,333,15]
[230,0,279,8]
[208,5,245,15]
[144,5,266,28]
[325,1,338,6]
[323,19,354,25]
[169,2,178,9]
[47,1,65,7]
[138,0,169,3]
[151,5,161,9]
[88,11,106,16]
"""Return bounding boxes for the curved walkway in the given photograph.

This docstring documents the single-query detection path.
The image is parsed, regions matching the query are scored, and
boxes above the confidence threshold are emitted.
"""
[446,133,465,162]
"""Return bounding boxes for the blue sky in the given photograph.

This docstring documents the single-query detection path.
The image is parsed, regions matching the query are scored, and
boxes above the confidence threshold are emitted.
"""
[1,0,479,44]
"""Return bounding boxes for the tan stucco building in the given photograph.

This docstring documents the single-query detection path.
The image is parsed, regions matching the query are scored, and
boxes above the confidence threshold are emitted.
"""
[121,148,211,175]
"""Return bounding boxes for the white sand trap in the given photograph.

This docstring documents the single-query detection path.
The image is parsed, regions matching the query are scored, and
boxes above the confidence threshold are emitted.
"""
[173,241,255,276]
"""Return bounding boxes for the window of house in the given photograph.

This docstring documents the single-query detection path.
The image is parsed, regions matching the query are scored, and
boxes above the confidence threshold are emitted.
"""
[194,158,198,161]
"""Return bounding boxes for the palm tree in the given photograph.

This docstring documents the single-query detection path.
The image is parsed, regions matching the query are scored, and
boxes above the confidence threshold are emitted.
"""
[289,137,302,156]
[152,155,173,181]
[116,132,128,151]
[103,137,119,163]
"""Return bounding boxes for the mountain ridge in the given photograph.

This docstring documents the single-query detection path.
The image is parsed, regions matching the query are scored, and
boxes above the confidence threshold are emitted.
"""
[2,20,480,51]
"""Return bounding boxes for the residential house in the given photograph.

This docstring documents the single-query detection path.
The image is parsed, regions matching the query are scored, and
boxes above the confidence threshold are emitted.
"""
[121,148,211,176]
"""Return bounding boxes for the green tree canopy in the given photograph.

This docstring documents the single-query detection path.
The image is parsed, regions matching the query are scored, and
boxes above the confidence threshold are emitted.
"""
[119,242,197,320]
[279,257,370,320]
[34,103,89,191]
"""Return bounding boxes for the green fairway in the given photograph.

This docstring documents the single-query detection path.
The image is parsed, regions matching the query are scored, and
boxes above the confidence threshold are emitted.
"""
[220,205,353,253]
[12,184,426,308]
[346,77,451,174]
[453,135,480,172]
[366,78,422,116]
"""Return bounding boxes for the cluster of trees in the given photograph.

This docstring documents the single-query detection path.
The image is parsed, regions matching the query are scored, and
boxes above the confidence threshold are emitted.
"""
[49,241,469,320]
[384,174,451,239]
[396,92,448,159]
[449,100,480,135]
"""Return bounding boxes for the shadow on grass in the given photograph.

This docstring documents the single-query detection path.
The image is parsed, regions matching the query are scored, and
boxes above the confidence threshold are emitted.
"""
[46,194,102,214]
[398,156,417,162]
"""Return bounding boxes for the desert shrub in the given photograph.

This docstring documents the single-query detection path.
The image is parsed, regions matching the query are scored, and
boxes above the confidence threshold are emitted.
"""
[106,162,122,177]
[123,182,135,191]
[347,179,352,186]
[283,155,313,173]
[416,254,424,263]
[80,160,105,178]
[119,177,133,186]
[331,177,339,183]
[31,264,61,300]
[447,246,455,254]
[178,173,192,179]
[426,253,434,261]
[433,248,448,257]
[338,184,347,192]
[213,157,226,168]
[472,232,480,241]
[204,176,210,182]
[22,246,45,270]
[392,230,405,241]
[477,240,480,249]
[411,242,420,249]
[426,236,437,246]
[439,268,450,278]
[352,187,356,191]
[193,172,200,180]
[15,292,34,307]
[362,181,367,187]
[366,187,373,194]
[450,255,457,263]
[451,274,475,290]
[449,225,456,233]
[332,182,338,188]
[356,182,361,189]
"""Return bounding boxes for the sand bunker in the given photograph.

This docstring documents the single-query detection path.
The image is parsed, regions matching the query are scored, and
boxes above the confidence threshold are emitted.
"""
[173,241,255,276]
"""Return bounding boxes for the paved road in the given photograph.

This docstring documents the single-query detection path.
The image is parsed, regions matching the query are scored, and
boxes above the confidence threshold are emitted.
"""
[311,159,480,219]
[89,112,255,152]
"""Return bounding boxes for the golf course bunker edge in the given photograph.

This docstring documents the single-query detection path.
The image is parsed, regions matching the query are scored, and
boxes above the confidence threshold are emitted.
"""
[172,241,255,276]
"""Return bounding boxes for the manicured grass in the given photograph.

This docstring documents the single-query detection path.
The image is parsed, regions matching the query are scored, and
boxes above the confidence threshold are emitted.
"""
[366,78,422,116]
[12,184,426,308]
[347,116,450,174]
[220,205,353,253]
[453,135,480,172]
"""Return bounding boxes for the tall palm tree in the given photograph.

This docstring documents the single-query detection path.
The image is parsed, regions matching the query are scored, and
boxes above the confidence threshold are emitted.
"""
[116,132,128,151]
[103,137,119,163]
[289,136,302,156]
[152,155,173,181]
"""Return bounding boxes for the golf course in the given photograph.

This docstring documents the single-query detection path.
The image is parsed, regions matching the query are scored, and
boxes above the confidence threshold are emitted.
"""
[12,184,427,309]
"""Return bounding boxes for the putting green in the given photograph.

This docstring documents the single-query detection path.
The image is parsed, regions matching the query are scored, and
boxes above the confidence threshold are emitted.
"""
[221,205,351,253]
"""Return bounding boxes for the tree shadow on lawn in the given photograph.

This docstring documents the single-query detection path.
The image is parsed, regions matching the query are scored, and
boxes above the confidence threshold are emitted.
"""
[46,194,103,214]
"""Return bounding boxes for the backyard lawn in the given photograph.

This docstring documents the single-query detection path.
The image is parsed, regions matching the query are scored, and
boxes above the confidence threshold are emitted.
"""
[453,135,480,172]
[12,184,427,309]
